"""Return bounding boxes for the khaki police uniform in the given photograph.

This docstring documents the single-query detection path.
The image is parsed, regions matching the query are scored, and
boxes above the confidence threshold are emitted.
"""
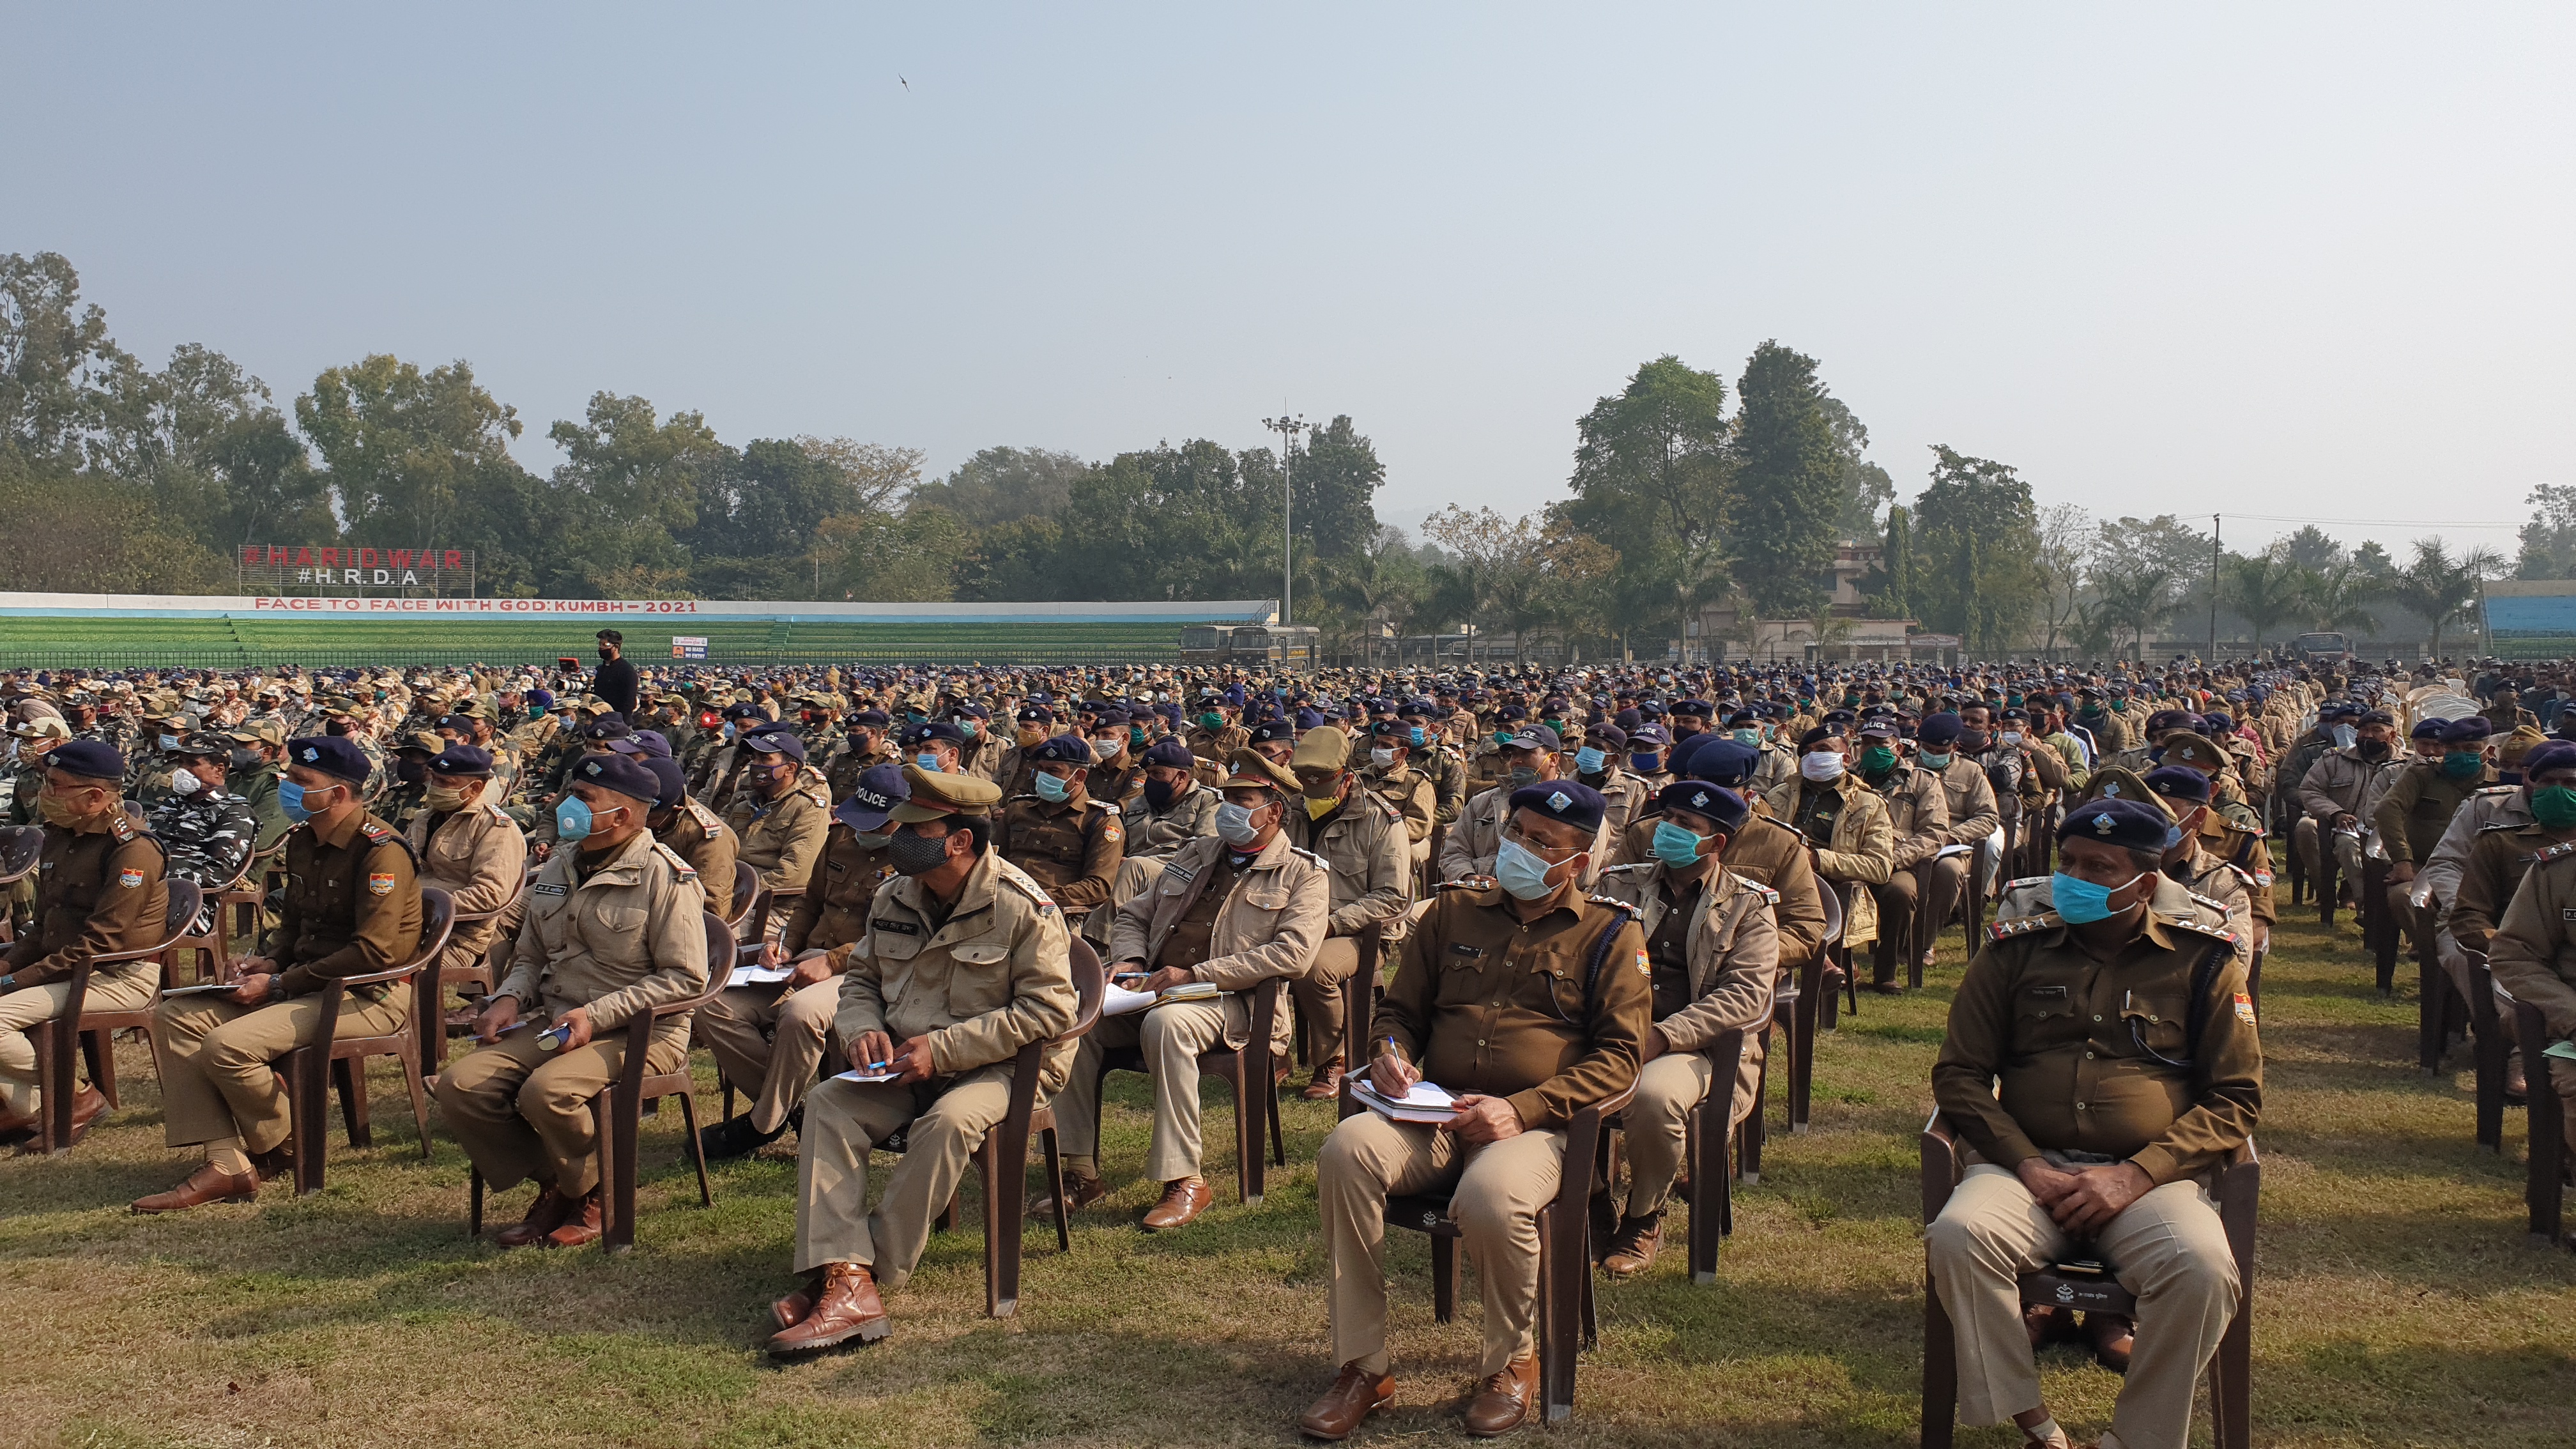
[1928,877,2259,1449]
[1319,882,1648,1377]
[2479,845,2576,1168]
[1593,860,1779,1217]
[1439,780,1615,887]
[997,784,1124,925]
[406,795,527,979]
[696,822,899,1135]
[1285,775,1413,1074]
[434,828,709,1197]
[726,766,832,895]
[654,796,739,922]
[1059,831,1330,1184]
[1866,760,1952,981]
[154,808,422,1160]
[0,810,168,1124]
[793,847,1077,1289]
[2373,757,2493,956]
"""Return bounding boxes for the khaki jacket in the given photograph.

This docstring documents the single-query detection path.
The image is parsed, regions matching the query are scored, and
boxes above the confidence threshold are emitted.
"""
[725,769,832,891]
[1121,781,1219,858]
[1289,786,1414,940]
[1926,755,2001,848]
[830,849,1080,1085]
[1592,862,1780,1054]
[1107,832,1330,1048]
[783,821,898,956]
[407,799,527,958]
[1788,774,1895,947]
[2485,846,2576,1041]
[2421,785,2529,913]
[654,797,740,922]
[1361,762,1437,843]
[2297,746,2405,828]
[1438,781,1614,888]
[1872,764,1952,870]
[498,829,710,1033]
[4,813,167,992]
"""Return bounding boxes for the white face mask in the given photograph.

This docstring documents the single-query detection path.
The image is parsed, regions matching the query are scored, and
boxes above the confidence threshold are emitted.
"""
[1369,747,1395,769]
[1800,751,1846,782]
[1999,731,2023,746]
[169,767,203,796]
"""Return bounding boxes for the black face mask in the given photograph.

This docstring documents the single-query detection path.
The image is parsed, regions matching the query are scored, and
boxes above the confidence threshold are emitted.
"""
[1142,778,1177,810]
[598,647,613,661]
[888,825,957,877]
[2357,739,2391,760]
[326,720,355,736]
[228,747,264,771]
[394,759,427,785]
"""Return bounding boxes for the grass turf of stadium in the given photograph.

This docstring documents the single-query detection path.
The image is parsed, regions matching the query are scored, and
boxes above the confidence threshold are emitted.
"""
[8,910,2571,1448]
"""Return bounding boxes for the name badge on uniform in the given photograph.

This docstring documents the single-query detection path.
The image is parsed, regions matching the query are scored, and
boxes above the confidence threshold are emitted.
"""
[871,917,921,935]
[530,882,568,898]
[1449,942,1485,958]
[2563,908,2576,921]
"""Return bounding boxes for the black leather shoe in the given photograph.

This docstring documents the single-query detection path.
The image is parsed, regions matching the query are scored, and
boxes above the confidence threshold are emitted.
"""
[699,1114,786,1161]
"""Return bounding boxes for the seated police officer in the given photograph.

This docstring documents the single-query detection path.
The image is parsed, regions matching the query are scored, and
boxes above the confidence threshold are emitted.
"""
[644,755,738,920]
[437,751,709,1248]
[136,735,422,1211]
[1046,749,1328,1229]
[1591,780,1781,1277]
[725,727,832,901]
[695,762,909,1160]
[146,730,258,931]
[767,767,1077,1356]
[405,743,528,1028]
[1300,781,1647,1441]
[1928,797,2259,1449]
[0,740,170,1150]
[997,734,1124,931]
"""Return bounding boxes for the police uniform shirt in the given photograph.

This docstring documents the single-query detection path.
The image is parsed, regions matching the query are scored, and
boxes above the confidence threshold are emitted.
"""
[3,811,168,990]
[1791,775,1844,847]
[264,808,424,1000]
[1152,846,1258,973]
[1646,875,1701,1020]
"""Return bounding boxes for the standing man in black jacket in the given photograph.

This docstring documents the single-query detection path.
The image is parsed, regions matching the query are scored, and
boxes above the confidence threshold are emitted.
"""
[592,630,639,720]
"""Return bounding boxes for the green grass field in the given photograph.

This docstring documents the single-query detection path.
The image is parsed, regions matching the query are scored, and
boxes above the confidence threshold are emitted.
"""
[7,908,2573,1448]
[0,616,1186,669]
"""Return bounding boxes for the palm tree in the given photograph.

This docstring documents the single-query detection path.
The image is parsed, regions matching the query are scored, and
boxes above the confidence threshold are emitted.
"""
[2382,537,2506,659]
[2094,565,2178,660]
[2221,549,2308,652]
[2300,562,2382,640]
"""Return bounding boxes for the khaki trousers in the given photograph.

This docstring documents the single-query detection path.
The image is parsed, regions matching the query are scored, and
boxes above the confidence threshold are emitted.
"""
[793,1064,1016,1289]
[1319,1110,1565,1376]
[2292,818,2361,898]
[155,989,411,1154]
[1617,1041,1765,1218]
[1054,997,1228,1181]
[434,1016,691,1197]
[2549,1045,2576,1162]
[1873,857,1963,981]
[1926,1164,2238,1449]
[694,979,841,1133]
[0,973,158,1116]
[1291,935,1363,1069]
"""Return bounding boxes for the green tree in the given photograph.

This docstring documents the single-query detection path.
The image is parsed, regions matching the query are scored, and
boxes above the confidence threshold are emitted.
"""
[1294,415,1386,559]
[1877,504,1913,617]
[907,446,1085,526]
[1910,445,2044,654]
[2034,502,2090,654]
[2279,524,2347,572]
[2384,537,2506,657]
[1728,341,1843,617]
[1818,394,1893,541]
[2302,563,2382,638]
[1560,355,1732,639]
[543,393,726,597]
[2221,549,2309,650]
[1051,440,1284,602]
[2516,483,2576,579]
[0,251,127,469]
[2094,565,2179,659]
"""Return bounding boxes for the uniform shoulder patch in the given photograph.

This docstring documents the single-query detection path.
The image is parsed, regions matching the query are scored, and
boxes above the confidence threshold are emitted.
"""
[1289,847,1329,871]
[652,841,700,880]
[1988,913,2062,940]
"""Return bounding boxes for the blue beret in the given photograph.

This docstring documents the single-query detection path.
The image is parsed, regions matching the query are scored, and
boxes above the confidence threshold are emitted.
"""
[1656,780,1749,832]
[1090,708,1130,728]
[427,744,494,776]
[2143,765,2212,804]
[1015,705,1052,724]
[607,728,673,760]
[1141,737,1195,770]
[571,750,661,802]
[1248,719,1296,744]
[47,738,125,781]
[1294,708,1328,730]
[851,709,893,728]
[2410,717,2449,740]
[527,689,554,710]
[285,734,371,785]
[2060,797,2168,852]
[1508,779,1606,834]
[1918,712,1964,747]
[576,714,632,741]
[1687,737,1759,787]
[1031,733,1092,764]
[643,756,689,808]
[2441,717,2492,745]
[901,720,966,747]
[2522,742,2576,778]
[1507,723,1561,753]
[740,728,806,762]
[1589,724,1628,750]
[723,702,768,721]
[835,761,910,832]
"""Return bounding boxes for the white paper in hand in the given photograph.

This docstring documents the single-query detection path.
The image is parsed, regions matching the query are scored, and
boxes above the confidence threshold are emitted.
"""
[728,964,795,987]
[1103,982,1157,1016]
[832,1066,903,1084]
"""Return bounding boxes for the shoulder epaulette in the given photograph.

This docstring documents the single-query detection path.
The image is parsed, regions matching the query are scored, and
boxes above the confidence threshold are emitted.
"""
[1736,877,1780,905]
[1288,846,1328,871]
[1586,893,1639,916]
[992,860,1059,912]
[1601,861,1652,874]
[2163,913,2237,944]
[2526,839,2576,866]
[2188,889,2236,917]
[107,811,135,843]
[1989,913,2062,940]
[651,841,700,880]
[2004,875,2050,891]
[1436,877,1488,892]
[358,820,394,843]
[484,801,511,820]
[2476,818,2527,834]
[2476,784,2520,797]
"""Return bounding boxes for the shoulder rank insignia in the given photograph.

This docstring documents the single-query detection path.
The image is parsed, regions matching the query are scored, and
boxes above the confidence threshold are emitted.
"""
[1586,893,1639,916]
[1735,876,1781,905]
[2168,916,2238,944]
[2188,889,2235,916]
[2004,875,2050,891]
[2476,784,2519,797]
[108,813,135,843]
[359,821,392,843]
[2529,839,2576,866]
[652,841,700,880]
[1988,913,2062,939]
[1289,846,1328,870]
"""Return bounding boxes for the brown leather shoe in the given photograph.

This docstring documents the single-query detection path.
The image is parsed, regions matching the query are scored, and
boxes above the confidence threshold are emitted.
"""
[1301,1059,1345,1101]
[495,1187,576,1248]
[1296,1360,1395,1440]
[2024,1301,2075,1347]
[768,1261,891,1356]
[1028,1171,1107,1218]
[0,1107,33,1148]
[12,1086,111,1156]
[131,1162,261,1213]
[543,1189,604,1248]
[1461,1353,1538,1437]
[1142,1177,1213,1231]
[771,1281,817,1331]
[1600,1213,1660,1277]
[2084,1311,2135,1373]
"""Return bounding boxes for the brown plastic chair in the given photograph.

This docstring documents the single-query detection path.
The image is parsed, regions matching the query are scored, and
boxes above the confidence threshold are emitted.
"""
[282,886,456,1193]
[1606,1028,1748,1284]
[2466,949,2510,1152]
[887,935,1107,1316]
[1920,1113,2257,1449]
[1772,883,1844,1140]
[424,870,531,1078]
[1082,976,1287,1206]
[466,911,734,1252]
[1331,924,1386,1117]
[1382,1079,1637,1423]
[724,861,761,934]
[746,883,804,946]
[2514,995,2566,1248]
[29,880,200,1154]
[165,862,251,985]
[0,825,45,945]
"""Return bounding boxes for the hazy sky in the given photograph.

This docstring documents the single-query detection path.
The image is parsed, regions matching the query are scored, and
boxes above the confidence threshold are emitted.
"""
[8,5,2568,555]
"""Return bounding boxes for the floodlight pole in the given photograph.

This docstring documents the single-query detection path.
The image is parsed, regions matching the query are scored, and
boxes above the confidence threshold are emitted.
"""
[1264,414,1305,626]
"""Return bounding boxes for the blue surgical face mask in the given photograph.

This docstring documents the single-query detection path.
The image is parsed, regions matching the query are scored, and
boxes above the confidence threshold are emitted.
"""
[2051,870,2143,925]
[1034,771,1071,804]
[278,778,321,823]
[1494,836,1564,900]
[556,793,596,843]
[1732,728,1761,747]
[1918,750,1952,770]
[1574,746,1607,775]
[1630,751,1662,774]
[1651,820,1707,870]
[915,752,942,772]
[1409,726,1426,747]
[721,721,737,740]
[2330,724,2357,749]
